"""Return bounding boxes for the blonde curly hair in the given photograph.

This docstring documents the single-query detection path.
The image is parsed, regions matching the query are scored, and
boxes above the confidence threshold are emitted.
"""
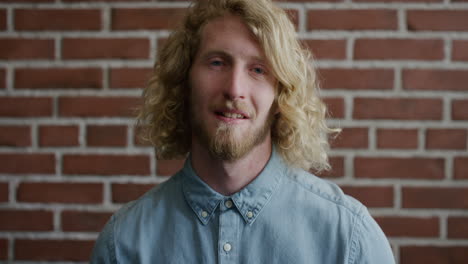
[137,0,338,171]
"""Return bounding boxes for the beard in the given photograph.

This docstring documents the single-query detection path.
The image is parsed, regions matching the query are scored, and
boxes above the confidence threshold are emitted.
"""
[191,100,276,161]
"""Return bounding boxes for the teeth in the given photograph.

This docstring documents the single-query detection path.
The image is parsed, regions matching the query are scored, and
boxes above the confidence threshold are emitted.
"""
[222,112,244,119]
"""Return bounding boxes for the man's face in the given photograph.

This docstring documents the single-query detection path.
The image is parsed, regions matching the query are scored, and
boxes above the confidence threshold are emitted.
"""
[189,14,277,161]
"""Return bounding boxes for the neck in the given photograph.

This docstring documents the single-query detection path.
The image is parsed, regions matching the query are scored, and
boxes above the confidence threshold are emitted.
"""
[190,136,273,196]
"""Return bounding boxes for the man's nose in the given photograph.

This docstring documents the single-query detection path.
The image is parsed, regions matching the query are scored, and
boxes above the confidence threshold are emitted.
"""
[224,65,246,100]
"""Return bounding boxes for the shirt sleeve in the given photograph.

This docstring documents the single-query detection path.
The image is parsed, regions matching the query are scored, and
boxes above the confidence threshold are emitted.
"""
[90,215,117,264]
[348,208,395,264]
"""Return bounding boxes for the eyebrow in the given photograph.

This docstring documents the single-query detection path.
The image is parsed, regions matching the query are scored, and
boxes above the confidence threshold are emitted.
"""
[199,49,267,64]
[200,50,231,60]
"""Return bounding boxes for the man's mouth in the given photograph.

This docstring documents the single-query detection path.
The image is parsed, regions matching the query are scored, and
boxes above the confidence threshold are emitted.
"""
[215,111,248,119]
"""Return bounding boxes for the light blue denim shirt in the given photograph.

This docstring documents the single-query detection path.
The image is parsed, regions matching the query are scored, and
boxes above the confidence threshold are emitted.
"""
[91,150,395,263]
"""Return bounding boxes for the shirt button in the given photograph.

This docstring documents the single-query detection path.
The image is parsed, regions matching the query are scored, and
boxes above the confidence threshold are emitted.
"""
[201,211,208,218]
[223,243,232,252]
[225,200,233,208]
[246,211,254,218]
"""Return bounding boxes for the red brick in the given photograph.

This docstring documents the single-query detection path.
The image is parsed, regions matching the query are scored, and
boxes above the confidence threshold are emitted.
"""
[375,216,439,237]
[39,125,79,147]
[63,38,150,59]
[15,68,102,89]
[355,157,444,179]
[157,158,185,176]
[377,129,418,149]
[87,125,127,147]
[353,98,442,120]
[341,186,393,208]
[323,97,345,119]
[355,38,443,60]
[448,217,468,238]
[426,129,467,150]
[319,68,393,90]
[17,182,102,204]
[453,40,468,61]
[0,239,6,260]
[112,183,155,203]
[452,99,468,120]
[61,211,112,232]
[0,210,53,231]
[302,39,346,60]
[0,10,5,31]
[0,183,7,202]
[0,244,5,262]
[407,10,468,31]
[0,126,31,147]
[331,127,368,149]
[110,67,152,88]
[400,246,468,264]
[307,9,397,30]
[454,157,468,179]
[0,97,52,117]
[63,154,150,175]
[403,187,468,209]
[112,8,186,30]
[403,69,468,91]
[314,156,344,178]
[0,69,5,89]
[59,96,140,117]
[15,9,101,31]
[0,38,54,59]
[15,239,94,261]
[0,153,55,174]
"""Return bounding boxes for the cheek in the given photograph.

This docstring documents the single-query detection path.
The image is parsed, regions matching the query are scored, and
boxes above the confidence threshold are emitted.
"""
[189,82,213,116]
[189,70,207,100]
[258,85,276,110]
[190,72,218,98]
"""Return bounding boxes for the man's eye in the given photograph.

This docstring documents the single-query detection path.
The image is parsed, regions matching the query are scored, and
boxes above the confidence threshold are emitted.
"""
[210,60,223,66]
[252,67,266,75]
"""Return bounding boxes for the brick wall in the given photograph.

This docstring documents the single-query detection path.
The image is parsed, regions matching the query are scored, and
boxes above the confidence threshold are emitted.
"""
[0,0,467,263]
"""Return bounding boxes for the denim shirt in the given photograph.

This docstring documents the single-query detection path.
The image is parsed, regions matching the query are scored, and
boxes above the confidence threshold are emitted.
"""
[91,150,395,264]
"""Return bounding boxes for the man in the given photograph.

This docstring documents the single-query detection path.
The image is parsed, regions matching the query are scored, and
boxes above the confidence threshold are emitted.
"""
[91,0,395,263]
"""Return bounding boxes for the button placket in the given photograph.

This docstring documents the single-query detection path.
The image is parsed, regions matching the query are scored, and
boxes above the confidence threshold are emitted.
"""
[218,205,238,264]
[223,243,232,252]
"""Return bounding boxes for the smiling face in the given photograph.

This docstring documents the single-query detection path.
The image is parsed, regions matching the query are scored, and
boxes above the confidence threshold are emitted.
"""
[189,14,278,161]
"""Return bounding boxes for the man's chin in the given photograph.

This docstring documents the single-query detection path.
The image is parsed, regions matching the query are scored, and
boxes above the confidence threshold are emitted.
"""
[208,131,246,161]
[193,116,273,162]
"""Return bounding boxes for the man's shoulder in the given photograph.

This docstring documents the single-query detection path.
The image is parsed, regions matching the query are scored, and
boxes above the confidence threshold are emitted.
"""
[282,167,365,217]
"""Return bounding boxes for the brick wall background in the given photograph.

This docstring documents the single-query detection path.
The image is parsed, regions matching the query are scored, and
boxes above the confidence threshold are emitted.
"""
[0,0,467,263]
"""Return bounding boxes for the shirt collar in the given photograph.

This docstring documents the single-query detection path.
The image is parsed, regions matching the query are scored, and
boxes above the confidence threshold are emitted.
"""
[181,147,285,225]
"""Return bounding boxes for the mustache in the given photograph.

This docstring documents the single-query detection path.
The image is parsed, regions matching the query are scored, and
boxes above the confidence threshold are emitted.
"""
[211,100,255,118]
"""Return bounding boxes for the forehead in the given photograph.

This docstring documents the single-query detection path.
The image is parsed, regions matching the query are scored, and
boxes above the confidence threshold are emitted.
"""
[196,14,266,61]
